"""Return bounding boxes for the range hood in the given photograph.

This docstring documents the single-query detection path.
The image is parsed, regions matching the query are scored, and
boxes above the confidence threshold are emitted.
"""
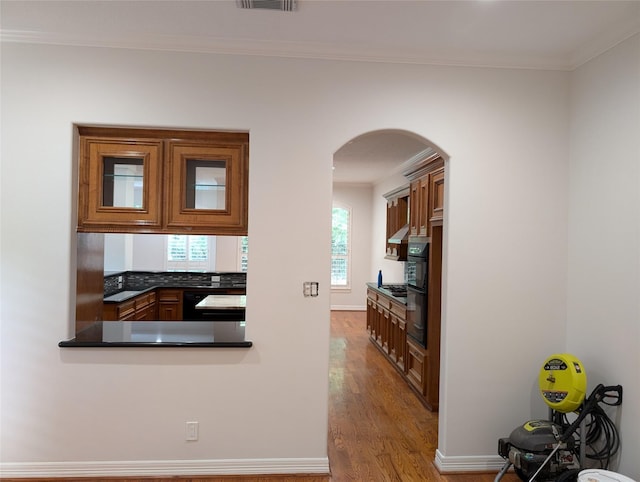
[388,224,409,244]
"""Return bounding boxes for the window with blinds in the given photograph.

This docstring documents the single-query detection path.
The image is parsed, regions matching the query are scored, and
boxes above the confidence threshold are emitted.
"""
[331,205,351,289]
[167,235,210,271]
[238,236,249,272]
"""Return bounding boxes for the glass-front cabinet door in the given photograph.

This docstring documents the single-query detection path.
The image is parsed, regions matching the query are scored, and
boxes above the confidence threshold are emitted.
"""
[78,138,163,231]
[165,142,248,234]
[77,127,248,235]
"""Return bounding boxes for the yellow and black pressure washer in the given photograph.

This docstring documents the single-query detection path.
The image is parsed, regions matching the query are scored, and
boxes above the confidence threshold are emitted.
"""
[495,354,623,482]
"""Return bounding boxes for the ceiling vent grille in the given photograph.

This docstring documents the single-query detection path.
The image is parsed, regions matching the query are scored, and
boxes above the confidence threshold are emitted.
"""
[236,0,297,11]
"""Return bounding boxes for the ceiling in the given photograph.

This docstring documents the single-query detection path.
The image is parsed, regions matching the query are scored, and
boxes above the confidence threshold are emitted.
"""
[2,0,638,184]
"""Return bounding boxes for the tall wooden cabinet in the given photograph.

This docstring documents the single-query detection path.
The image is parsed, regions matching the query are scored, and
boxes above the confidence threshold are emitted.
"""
[407,154,444,411]
[77,126,249,235]
[366,152,445,411]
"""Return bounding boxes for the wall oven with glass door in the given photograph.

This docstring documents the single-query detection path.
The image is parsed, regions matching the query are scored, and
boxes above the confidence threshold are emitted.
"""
[406,237,429,347]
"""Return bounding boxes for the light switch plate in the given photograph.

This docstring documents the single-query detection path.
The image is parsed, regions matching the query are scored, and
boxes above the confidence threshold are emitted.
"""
[186,421,199,441]
[303,282,319,297]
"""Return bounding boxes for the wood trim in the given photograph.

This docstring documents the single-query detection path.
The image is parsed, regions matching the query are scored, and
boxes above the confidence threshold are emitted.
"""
[403,152,443,181]
[77,125,249,144]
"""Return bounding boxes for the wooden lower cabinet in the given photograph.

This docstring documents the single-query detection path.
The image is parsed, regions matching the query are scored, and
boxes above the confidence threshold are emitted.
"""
[366,286,437,411]
[390,313,406,371]
[104,291,157,321]
[406,338,426,393]
[157,288,183,321]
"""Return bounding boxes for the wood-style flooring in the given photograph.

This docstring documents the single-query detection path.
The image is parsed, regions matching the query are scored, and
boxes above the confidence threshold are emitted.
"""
[2,311,518,482]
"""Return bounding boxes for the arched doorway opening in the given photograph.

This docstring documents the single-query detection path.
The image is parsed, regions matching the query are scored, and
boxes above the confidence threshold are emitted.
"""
[329,127,449,454]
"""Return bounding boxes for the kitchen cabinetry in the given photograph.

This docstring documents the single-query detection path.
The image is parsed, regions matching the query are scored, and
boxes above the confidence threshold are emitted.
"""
[389,301,407,370]
[104,291,156,321]
[405,153,444,237]
[77,126,249,235]
[366,152,445,411]
[406,338,426,393]
[79,138,163,230]
[366,286,438,410]
[428,167,445,227]
[383,186,409,261]
[409,177,429,237]
[157,289,183,321]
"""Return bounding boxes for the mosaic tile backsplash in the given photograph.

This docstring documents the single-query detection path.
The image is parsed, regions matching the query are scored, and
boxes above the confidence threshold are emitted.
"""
[104,271,246,296]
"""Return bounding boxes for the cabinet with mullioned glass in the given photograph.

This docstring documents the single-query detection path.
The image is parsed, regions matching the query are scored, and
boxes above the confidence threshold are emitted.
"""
[77,127,249,235]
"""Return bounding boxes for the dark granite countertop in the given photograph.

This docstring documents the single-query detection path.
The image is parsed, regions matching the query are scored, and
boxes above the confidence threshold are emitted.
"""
[59,321,252,348]
[104,284,246,303]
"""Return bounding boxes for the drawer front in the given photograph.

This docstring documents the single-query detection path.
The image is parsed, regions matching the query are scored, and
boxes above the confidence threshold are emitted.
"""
[158,289,182,302]
[406,340,426,393]
[117,299,136,319]
[377,297,391,310]
[390,300,406,318]
[135,294,150,311]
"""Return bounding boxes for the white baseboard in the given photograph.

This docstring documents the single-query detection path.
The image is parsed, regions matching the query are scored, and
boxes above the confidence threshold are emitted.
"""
[434,449,507,473]
[330,305,366,311]
[0,457,330,479]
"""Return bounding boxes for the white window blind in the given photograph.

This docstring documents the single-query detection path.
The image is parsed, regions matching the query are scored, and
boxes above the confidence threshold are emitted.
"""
[238,236,249,272]
[167,235,210,271]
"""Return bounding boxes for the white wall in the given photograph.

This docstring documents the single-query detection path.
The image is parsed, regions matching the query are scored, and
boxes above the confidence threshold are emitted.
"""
[331,183,373,310]
[132,234,171,271]
[567,33,640,478]
[215,236,242,272]
[1,39,615,476]
[104,234,244,272]
[104,233,130,272]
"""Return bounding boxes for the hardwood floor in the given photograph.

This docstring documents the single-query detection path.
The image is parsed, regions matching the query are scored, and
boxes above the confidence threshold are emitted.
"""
[325,311,517,482]
[2,311,517,482]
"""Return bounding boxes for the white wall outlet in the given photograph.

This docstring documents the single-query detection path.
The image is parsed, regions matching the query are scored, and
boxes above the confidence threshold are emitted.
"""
[185,421,199,441]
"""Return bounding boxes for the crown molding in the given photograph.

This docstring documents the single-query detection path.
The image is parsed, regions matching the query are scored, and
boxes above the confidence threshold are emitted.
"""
[0,29,575,71]
[4,23,639,71]
[569,18,640,69]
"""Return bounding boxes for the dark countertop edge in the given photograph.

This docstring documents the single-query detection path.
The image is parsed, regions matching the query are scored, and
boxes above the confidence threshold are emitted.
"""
[103,286,155,302]
[58,340,253,348]
[104,285,247,303]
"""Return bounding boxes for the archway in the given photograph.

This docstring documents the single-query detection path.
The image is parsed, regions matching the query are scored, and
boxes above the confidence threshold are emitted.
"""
[330,127,449,459]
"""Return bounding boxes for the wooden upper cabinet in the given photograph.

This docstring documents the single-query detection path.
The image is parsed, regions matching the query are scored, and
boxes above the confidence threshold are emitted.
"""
[428,166,445,227]
[79,138,163,230]
[409,177,429,237]
[77,126,249,235]
[383,185,409,260]
[165,141,248,233]
[405,153,444,238]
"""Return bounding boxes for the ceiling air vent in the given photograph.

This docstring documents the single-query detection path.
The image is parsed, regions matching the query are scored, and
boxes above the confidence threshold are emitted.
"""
[236,0,297,11]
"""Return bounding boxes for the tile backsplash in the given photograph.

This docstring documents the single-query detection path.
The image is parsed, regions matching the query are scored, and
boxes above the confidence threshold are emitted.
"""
[103,271,246,296]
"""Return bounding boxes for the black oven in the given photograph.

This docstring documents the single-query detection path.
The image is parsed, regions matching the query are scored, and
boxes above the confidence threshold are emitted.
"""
[406,238,429,346]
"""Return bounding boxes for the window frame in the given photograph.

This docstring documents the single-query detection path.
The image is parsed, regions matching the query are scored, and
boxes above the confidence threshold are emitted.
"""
[238,236,249,273]
[165,234,213,271]
[331,204,352,291]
